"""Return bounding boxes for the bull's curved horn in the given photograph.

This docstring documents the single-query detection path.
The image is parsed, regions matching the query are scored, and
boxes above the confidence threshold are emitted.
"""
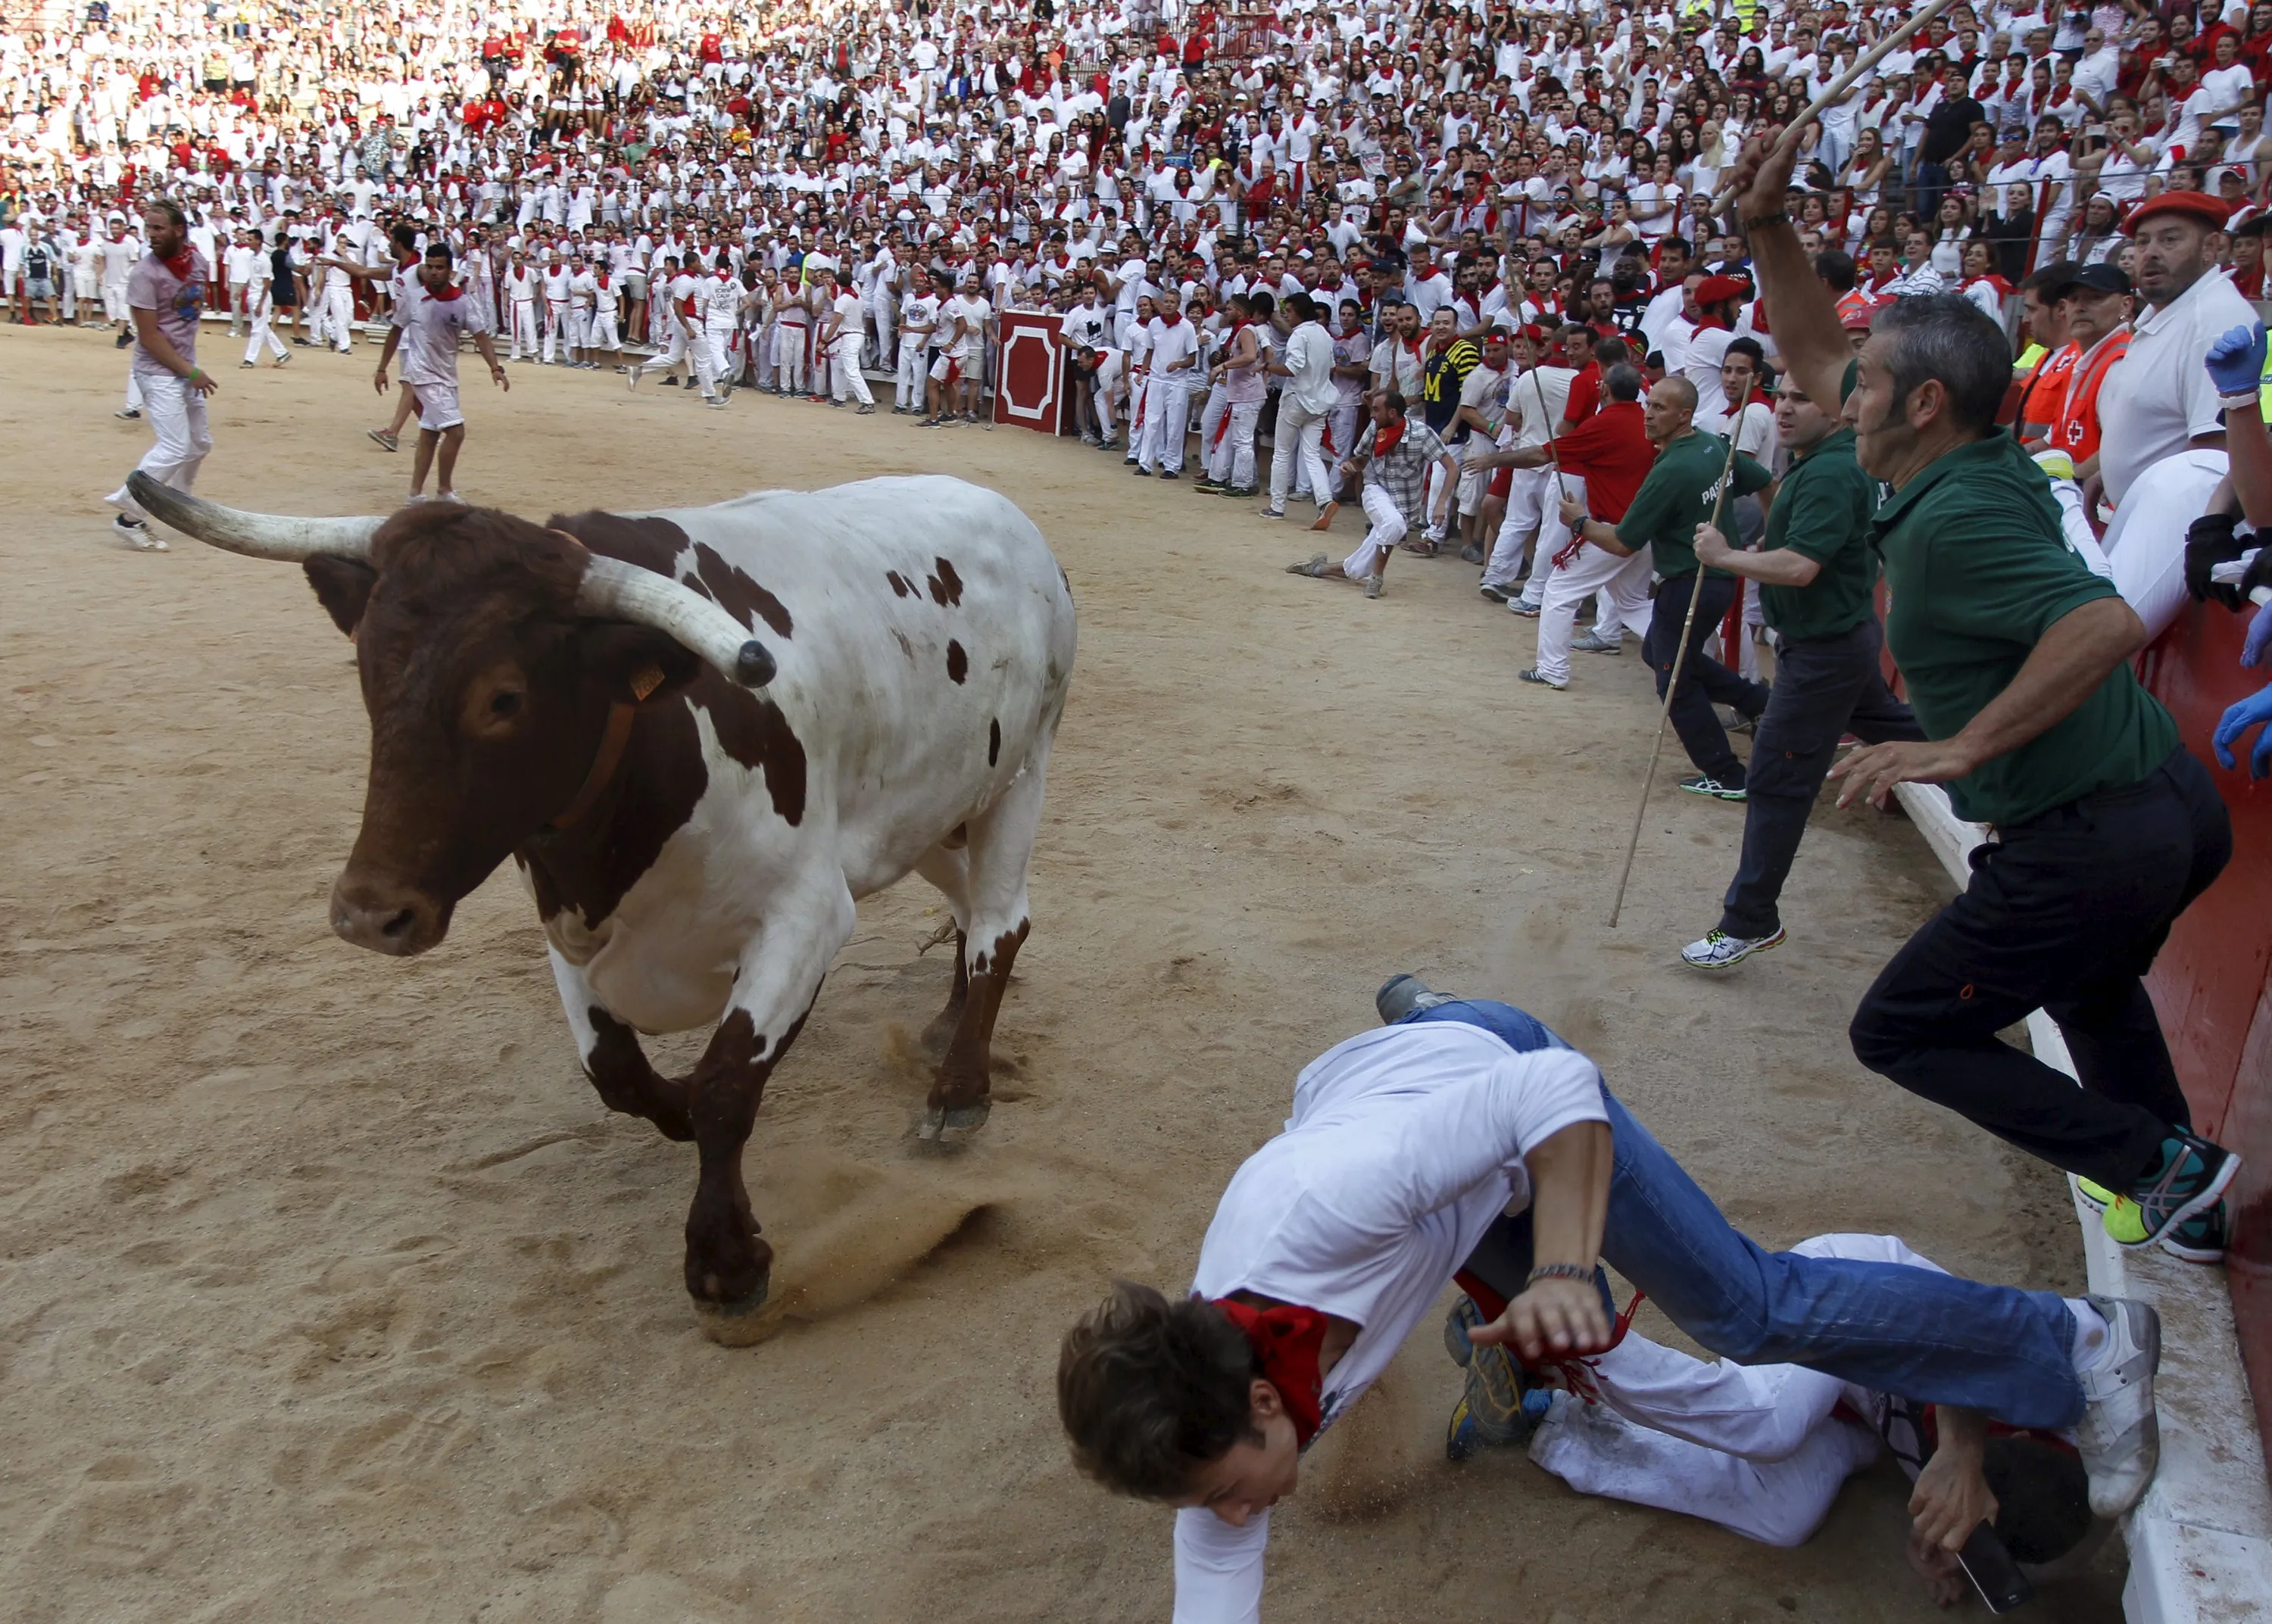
[575,554,777,688]
[127,472,382,561]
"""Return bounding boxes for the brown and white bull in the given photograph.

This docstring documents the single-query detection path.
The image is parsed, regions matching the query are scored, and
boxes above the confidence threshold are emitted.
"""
[130,470,1076,1328]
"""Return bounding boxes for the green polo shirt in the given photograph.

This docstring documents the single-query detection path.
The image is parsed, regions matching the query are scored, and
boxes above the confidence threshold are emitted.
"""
[1615,429,1771,578]
[1871,430,2178,827]
[1760,425,1877,641]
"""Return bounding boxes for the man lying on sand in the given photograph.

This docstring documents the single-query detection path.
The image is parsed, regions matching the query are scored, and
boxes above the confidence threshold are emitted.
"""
[1056,980,2159,1622]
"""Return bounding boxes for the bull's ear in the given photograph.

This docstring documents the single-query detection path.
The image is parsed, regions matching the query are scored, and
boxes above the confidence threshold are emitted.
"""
[304,556,378,637]
[581,622,704,705]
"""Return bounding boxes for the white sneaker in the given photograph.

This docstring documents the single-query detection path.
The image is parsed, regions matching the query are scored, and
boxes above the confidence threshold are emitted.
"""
[1681,927,1787,971]
[111,513,164,550]
[2075,1295,2161,1517]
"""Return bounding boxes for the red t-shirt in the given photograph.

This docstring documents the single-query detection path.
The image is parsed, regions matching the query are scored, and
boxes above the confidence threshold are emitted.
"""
[1563,360,1602,424]
[1552,399,1656,520]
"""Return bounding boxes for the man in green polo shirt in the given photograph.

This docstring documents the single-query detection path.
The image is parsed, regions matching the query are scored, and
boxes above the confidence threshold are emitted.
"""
[1680,374,1927,971]
[1558,375,1771,799]
[1728,131,2239,1264]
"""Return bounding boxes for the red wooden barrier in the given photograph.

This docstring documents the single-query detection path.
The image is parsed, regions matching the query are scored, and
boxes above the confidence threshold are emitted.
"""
[2138,600,2272,1461]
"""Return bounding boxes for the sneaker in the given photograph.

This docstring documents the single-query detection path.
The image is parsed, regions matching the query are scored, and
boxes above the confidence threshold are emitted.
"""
[2074,1177,2116,1214]
[1478,582,1509,602]
[658,376,679,387]
[239,360,255,369]
[856,403,876,414]
[1443,1297,1540,1460]
[1571,630,1622,655]
[1099,435,1120,450]
[1363,572,1383,598]
[2157,1200,2227,1263]
[1132,466,1153,477]
[276,350,291,366]
[1225,486,1259,500]
[114,407,141,419]
[2124,1130,2241,1249]
[1678,774,1748,801]
[367,429,399,453]
[1257,506,1286,519]
[1517,667,1566,689]
[1509,599,1543,619]
[1191,476,1225,494]
[114,330,132,348]
[1681,927,1787,970]
[1285,553,1330,578]
[1159,469,1180,481]
[2074,1295,2161,1518]
[627,369,641,391]
[1459,544,1485,564]
[111,513,164,550]
[1377,974,1456,1023]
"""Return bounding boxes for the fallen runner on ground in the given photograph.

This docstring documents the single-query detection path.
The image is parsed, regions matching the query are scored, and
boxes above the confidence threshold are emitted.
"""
[1056,980,2161,1624]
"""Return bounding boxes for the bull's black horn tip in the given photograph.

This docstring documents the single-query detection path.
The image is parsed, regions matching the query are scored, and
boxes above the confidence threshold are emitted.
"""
[735,642,776,687]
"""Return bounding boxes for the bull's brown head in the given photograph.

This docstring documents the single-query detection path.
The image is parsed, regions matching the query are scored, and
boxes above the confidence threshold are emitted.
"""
[127,475,776,957]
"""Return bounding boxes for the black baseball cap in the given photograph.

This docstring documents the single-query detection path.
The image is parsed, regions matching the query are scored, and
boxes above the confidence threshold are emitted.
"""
[2055,263,2133,298]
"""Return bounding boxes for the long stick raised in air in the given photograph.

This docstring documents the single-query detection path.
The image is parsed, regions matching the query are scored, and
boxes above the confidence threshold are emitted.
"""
[1706,0,1971,216]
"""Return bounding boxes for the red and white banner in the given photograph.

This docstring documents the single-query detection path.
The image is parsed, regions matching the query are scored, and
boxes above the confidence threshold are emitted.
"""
[994,311,1066,435]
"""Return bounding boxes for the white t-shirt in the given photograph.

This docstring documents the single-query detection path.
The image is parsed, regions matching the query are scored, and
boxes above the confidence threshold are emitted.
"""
[2099,267,2259,506]
[1146,313,1201,376]
[1172,1021,1609,1624]
[944,291,991,357]
[391,283,485,388]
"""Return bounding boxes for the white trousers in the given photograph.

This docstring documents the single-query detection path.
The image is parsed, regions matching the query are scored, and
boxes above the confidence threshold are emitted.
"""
[695,327,734,395]
[1511,473,1588,606]
[1484,466,1560,587]
[1269,399,1331,510]
[1195,384,1229,466]
[1528,1234,1936,1548]
[633,328,688,380]
[1138,373,1191,472]
[1342,484,1406,580]
[106,373,211,518]
[1206,398,1262,487]
[101,282,129,323]
[774,323,807,393]
[831,332,873,404]
[1534,542,1656,684]
[243,311,288,363]
[589,310,619,353]
[896,337,928,408]
[2102,449,2228,646]
[317,284,356,351]
[507,300,538,357]
[542,301,573,361]
[867,301,894,369]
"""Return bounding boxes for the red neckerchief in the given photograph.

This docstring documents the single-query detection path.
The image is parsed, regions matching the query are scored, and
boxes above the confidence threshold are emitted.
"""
[1372,417,1407,458]
[161,250,195,280]
[429,282,464,301]
[1210,1298,1329,1447]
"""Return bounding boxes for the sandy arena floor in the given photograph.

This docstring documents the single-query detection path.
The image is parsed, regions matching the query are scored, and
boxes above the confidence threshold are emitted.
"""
[0,326,2121,1622]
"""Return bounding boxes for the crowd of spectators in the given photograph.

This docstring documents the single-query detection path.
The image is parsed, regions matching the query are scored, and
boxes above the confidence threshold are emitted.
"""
[4,0,2272,621]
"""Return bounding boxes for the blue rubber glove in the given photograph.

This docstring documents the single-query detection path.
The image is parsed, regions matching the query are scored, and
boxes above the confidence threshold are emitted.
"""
[2248,600,2272,669]
[2206,320,2268,396]
[2214,682,2272,776]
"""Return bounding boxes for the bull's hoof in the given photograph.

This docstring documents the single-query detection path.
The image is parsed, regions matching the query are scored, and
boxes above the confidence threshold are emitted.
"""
[916,1099,991,1144]
[691,1275,776,1347]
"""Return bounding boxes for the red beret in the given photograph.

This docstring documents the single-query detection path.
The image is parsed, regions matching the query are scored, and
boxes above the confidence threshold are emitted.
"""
[1840,297,1883,333]
[2124,190,2231,232]
[1696,273,1749,306]
[1519,321,1550,341]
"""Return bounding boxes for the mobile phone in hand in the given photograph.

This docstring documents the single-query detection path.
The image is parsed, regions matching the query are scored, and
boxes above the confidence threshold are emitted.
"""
[1958,1522,2036,1613]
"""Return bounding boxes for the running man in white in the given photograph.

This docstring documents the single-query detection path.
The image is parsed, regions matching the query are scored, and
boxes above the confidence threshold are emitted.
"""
[1056,982,2167,1624]
[239,259,293,369]
[373,242,509,503]
[102,199,216,551]
[626,254,693,389]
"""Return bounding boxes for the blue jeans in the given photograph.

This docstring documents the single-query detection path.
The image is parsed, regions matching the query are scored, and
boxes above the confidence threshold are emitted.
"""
[1406,1000,2085,1429]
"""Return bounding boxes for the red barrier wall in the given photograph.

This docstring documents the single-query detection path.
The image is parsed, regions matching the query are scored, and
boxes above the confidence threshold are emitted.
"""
[994,312,1065,435]
[2138,600,2272,1463]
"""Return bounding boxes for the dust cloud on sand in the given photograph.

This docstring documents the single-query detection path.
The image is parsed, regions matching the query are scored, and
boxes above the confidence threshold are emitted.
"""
[0,327,2119,1621]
